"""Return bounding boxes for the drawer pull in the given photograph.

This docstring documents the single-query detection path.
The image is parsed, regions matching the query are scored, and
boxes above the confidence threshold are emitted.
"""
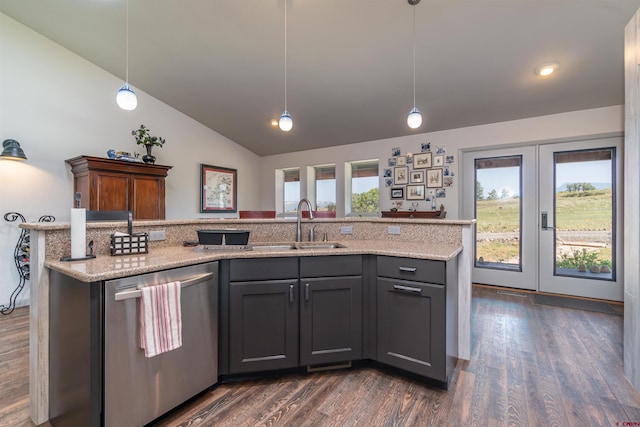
[393,284,422,294]
[398,266,417,273]
[289,284,295,303]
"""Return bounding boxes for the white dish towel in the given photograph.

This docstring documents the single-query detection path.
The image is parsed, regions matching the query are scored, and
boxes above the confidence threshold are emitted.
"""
[139,281,182,358]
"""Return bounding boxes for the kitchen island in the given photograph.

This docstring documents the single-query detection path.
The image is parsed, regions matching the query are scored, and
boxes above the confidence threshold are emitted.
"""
[22,217,474,425]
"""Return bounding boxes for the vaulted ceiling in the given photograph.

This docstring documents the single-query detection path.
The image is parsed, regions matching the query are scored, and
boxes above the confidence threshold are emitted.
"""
[1,0,639,156]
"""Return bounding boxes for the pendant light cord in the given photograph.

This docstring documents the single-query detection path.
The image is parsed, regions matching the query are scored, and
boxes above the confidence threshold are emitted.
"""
[284,0,288,111]
[125,0,130,85]
[412,3,416,108]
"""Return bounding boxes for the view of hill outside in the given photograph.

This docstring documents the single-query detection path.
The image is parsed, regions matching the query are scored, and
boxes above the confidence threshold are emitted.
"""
[475,156,522,269]
[475,149,614,279]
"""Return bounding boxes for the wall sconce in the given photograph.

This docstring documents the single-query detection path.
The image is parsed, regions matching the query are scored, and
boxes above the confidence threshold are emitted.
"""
[1,139,27,161]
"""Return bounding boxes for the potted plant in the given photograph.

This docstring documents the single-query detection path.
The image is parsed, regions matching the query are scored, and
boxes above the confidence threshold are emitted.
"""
[132,124,165,164]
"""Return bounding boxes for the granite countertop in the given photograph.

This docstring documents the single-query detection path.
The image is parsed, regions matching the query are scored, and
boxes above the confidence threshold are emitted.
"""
[44,240,463,282]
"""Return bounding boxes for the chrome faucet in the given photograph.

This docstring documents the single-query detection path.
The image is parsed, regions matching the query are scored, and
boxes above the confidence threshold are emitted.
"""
[296,198,314,242]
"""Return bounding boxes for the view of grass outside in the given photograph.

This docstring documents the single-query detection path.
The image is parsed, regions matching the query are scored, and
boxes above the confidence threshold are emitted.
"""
[476,188,613,269]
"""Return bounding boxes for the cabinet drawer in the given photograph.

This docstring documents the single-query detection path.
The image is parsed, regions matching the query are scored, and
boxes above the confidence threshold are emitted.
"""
[230,257,298,282]
[376,256,445,284]
[300,255,362,278]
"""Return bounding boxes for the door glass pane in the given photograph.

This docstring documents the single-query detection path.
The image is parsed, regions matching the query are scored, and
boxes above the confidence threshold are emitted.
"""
[554,149,615,281]
[475,156,522,271]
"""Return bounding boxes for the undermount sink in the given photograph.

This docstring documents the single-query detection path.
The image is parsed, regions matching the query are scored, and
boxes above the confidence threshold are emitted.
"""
[251,242,346,251]
[252,244,297,251]
[297,243,346,250]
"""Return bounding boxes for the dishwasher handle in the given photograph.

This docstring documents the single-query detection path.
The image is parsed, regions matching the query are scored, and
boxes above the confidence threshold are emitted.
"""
[114,272,215,301]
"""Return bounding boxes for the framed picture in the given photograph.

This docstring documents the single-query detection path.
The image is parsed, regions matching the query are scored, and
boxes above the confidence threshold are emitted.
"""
[200,164,237,212]
[390,187,405,199]
[394,166,409,185]
[406,184,425,200]
[410,170,425,184]
[396,156,407,166]
[413,152,432,169]
[433,155,444,167]
[426,168,443,188]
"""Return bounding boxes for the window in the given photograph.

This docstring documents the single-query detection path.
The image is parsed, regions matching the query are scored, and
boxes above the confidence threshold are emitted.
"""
[283,168,300,213]
[314,165,336,212]
[350,160,379,214]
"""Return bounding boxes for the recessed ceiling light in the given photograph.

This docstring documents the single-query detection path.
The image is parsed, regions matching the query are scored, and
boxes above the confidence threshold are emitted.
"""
[536,62,559,77]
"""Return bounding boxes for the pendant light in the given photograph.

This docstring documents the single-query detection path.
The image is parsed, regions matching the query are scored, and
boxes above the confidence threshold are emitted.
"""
[279,0,293,131]
[116,0,137,110]
[407,0,422,129]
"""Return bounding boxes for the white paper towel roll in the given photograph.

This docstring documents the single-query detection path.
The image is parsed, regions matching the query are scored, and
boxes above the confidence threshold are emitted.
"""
[70,208,86,259]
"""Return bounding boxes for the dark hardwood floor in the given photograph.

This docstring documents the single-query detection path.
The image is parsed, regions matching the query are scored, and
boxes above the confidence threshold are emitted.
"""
[2,285,639,427]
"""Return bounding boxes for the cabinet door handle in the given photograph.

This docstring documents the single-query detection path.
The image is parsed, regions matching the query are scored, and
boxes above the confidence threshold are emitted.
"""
[398,266,417,273]
[304,283,310,301]
[392,284,422,294]
[289,284,295,303]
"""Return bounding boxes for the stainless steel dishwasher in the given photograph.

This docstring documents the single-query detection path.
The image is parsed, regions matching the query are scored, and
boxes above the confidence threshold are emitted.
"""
[103,262,218,427]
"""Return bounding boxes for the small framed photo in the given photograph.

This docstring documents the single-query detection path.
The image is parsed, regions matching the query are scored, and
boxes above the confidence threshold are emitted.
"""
[396,156,407,166]
[383,168,392,178]
[433,155,444,167]
[388,157,397,167]
[426,168,444,188]
[394,166,409,185]
[385,178,393,187]
[406,184,426,200]
[413,152,432,169]
[392,147,401,157]
[444,177,454,187]
[410,170,425,183]
[421,142,431,152]
[390,187,405,199]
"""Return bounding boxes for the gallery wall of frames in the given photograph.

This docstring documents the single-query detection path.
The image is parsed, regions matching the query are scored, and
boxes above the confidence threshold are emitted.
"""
[383,142,455,210]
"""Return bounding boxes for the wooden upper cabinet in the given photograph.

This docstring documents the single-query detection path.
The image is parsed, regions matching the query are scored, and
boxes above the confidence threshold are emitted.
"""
[66,156,172,220]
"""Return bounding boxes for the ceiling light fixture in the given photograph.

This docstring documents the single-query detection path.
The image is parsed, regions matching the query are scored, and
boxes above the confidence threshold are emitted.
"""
[407,0,422,129]
[116,0,137,110]
[1,139,27,161]
[536,62,559,77]
[279,0,293,132]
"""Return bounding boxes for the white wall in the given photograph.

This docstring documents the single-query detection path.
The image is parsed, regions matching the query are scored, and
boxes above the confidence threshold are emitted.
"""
[0,13,261,308]
[259,105,624,219]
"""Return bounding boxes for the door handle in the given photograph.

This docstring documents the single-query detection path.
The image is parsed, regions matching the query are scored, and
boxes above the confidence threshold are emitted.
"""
[114,272,214,301]
[541,211,554,230]
[304,283,310,301]
[289,284,295,303]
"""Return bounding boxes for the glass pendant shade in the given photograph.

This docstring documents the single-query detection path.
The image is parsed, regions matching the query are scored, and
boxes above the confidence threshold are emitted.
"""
[116,84,138,110]
[1,139,27,161]
[279,110,293,132]
[407,107,422,129]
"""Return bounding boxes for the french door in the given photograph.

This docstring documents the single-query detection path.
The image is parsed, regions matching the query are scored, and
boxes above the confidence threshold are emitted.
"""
[462,137,623,301]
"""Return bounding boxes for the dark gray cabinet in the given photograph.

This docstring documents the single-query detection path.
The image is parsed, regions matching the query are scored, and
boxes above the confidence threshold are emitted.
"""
[228,258,299,374]
[376,256,448,382]
[224,255,363,375]
[300,256,362,366]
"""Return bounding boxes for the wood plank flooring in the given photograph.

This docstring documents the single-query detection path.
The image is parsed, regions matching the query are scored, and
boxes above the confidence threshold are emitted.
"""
[2,285,639,427]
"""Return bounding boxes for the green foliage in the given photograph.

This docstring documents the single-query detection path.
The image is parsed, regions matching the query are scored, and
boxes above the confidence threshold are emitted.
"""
[556,248,600,268]
[500,188,509,199]
[326,203,336,211]
[565,182,596,192]
[476,181,484,200]
[351,187,379,213]
[132,124,165,147]
[487,189,498,200]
